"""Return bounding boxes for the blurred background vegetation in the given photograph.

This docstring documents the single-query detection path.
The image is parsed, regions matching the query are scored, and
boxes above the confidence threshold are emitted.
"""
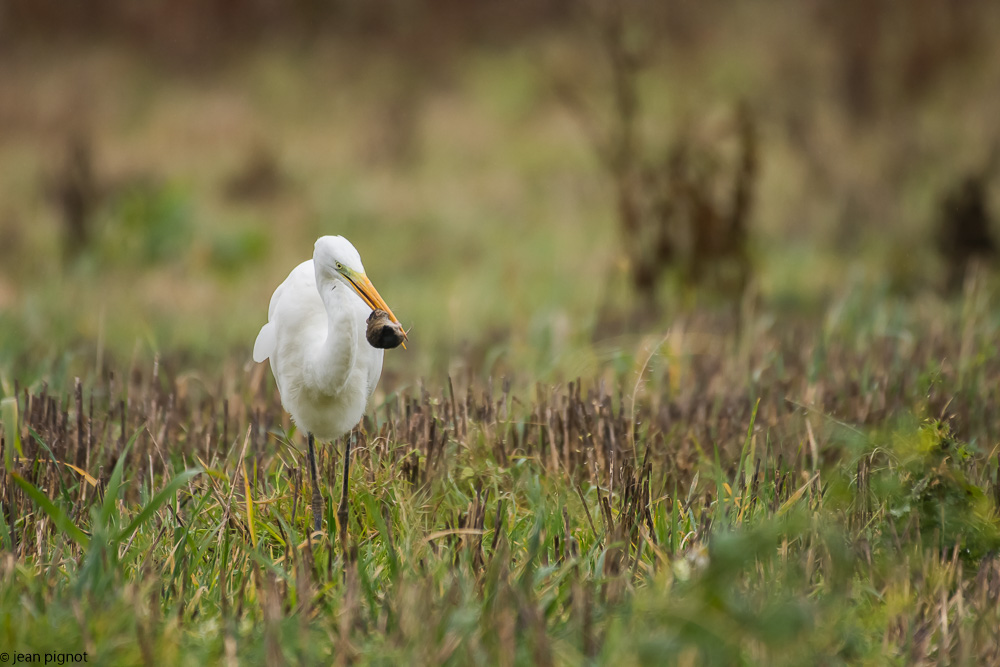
[4,4,1000,662]
[1,0,998,391]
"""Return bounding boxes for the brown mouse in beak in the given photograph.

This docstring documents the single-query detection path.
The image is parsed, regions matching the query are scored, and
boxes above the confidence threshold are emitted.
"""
[366,309,407,349]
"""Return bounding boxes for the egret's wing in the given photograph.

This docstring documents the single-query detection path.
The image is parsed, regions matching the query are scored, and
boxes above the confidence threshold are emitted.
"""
[253,322,275,362]
[266,271,288,321]
[253,264,298,363]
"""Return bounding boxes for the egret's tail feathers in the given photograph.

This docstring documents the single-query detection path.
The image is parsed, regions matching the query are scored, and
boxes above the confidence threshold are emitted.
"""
[253,322,276,363]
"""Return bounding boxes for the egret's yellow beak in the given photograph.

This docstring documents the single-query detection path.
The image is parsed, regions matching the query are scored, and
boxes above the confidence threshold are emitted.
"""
[343,271,408,348]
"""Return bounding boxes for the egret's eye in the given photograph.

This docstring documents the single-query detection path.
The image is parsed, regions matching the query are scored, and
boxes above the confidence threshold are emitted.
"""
[335,262,343,271]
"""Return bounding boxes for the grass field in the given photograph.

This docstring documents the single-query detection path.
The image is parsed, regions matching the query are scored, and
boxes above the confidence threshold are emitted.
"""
[4,282,1000,664]
[3,6,1000,664]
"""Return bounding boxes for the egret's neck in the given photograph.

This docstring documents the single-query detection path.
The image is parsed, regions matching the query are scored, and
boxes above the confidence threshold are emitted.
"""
[310,279,358,395]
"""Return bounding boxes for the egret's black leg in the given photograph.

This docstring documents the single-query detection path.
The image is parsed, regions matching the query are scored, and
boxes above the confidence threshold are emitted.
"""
[307,432,322,532]
[337,433,352,558]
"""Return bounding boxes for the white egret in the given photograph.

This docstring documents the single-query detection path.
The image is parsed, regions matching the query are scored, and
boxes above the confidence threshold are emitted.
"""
[253,235,406,540]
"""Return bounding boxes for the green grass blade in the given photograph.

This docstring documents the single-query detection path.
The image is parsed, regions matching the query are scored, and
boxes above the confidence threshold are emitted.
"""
[0,494,11,551]
[362,492,399,578]
[27,427,73,505]
[2,396,22,470]
[11,472,89,548]
[117,468,202,542]
[101,427,143,527]
[737,399,760,492]
[669,482,679,554]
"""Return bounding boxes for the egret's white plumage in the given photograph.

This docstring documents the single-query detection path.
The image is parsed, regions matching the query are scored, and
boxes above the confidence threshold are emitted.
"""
[253,235,405,533]
[254,239,383,440]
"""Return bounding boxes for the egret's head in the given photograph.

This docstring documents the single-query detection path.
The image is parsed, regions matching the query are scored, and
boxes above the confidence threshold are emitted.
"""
[315,235,365,277]
[314,235,407,344]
